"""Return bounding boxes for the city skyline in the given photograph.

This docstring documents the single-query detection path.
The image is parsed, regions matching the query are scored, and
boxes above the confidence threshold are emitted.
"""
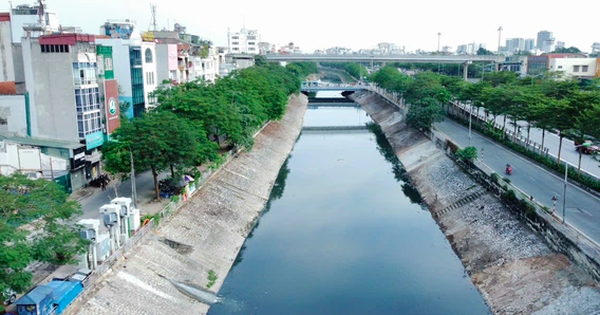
[0,0,598,53]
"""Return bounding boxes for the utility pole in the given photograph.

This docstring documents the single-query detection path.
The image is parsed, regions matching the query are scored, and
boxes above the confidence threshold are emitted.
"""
[562,162,567,224]
[129,147,138,209]
[437,32,442,52]
[497,26,503,53]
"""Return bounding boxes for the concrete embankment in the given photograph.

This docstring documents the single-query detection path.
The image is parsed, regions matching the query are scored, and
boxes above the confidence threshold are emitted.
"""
[352,91,600,315]
[65,94,308,315]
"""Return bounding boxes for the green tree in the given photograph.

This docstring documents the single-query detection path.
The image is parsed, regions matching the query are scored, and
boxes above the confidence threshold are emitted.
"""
[476,47,494,55]
[0,174,87,293]
[456,146,478,162]
[406,97,445,130]
[568,91,600,173]
[551,46,582,54]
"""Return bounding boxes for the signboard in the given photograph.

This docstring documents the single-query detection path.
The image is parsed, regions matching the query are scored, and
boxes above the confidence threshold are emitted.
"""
[96,45,114,80]
[71,146,86,169]
[85,131,105,150]
[104,79,121,134]
[141,32,155,42]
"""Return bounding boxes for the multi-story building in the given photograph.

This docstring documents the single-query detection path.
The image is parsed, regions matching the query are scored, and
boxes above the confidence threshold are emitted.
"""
[227,28,259,54]
[97,20,157,117]
[8,1,59,44]
[592,42,600,54]
[457,43,485,55]
[536,30,553,50]
[20,33,109,189]
[525,39,536,52]
[505,38,525,53]
[526,53,596,77]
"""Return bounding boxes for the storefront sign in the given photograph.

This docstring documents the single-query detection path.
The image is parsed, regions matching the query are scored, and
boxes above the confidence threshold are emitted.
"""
[71,147,86,170]
[104,79,121,134]
[85,131,105,150]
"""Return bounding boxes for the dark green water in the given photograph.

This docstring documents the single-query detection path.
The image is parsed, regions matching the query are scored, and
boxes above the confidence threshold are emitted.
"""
[208,107,491,315]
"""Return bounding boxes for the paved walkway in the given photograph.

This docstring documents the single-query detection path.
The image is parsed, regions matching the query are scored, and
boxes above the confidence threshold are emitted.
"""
[435,118,600,245]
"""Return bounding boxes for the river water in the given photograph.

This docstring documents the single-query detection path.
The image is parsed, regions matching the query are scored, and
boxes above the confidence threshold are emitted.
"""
[208,97,491,315]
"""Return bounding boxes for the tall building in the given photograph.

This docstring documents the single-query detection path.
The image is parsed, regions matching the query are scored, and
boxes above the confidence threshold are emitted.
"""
[97,20,157,118]
[506,38,525,53]
[556,41,565,50]
[525,39,536,52]
[536,30,553,50]
[592,42,600,54]
[227,28,259,54]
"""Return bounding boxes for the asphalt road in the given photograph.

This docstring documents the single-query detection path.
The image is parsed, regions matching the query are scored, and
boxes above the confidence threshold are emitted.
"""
[435,118,600,243]
[456,104,600,178]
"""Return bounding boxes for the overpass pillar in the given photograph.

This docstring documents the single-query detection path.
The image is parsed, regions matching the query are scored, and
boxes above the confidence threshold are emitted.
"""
[462,61,472,81]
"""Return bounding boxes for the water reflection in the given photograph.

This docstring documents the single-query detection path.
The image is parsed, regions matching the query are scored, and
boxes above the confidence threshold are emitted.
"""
[366,123,423,205]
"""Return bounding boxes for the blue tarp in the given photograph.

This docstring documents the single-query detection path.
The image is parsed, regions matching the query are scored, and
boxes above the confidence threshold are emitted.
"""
[16,285,54,315]
[44,281,83,315]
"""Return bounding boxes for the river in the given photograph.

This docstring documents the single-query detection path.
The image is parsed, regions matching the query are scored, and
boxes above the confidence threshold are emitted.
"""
[208,96,491,315]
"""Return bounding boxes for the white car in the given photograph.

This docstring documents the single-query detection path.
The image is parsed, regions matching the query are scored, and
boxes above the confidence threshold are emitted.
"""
[2,289,17,305]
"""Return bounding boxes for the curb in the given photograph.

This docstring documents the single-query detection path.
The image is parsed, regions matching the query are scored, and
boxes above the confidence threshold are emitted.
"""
[76,190,95,202]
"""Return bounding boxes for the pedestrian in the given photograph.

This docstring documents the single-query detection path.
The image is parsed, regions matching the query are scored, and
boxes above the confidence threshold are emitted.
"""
[101,181,106,191]
[530,195,534,202]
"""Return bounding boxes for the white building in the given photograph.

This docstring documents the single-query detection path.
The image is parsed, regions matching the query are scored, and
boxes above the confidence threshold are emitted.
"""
[8,1,59,43]
[0,141,68,179]
[548,57,599,78]
[228,28,259,54]
[141,41,158,108]
[536,30,553,50]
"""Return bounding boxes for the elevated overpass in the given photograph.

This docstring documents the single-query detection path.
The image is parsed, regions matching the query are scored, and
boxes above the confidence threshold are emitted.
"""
[266,53,505,64]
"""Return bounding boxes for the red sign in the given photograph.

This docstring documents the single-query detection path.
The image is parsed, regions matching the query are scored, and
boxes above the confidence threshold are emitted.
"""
[104,79,120,134]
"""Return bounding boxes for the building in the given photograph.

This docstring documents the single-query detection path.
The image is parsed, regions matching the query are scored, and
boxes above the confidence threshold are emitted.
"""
[526,53,593,77]
[20,33,107,187]
[556,41,565,50]
[151,29,220,84]
[97,20,157,117]
[592,42,600,54]
[525,39,536,52]
[8,1,59,44]
[227,28,259,54]
[96,45,121,138]
[505,38,525,53]
[536,30,553,50]
[457,42,485,55]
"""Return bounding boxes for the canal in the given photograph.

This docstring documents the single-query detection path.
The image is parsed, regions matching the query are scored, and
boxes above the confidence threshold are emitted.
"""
[208,97,491,315]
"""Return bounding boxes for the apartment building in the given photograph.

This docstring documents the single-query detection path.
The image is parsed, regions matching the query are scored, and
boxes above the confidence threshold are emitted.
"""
[228,28,259,54]
[97,20,157,117]
[527,53,599,78]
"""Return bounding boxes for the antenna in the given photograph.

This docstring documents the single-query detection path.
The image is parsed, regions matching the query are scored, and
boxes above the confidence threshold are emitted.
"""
[243,15,245,29]
[150,4,158,31]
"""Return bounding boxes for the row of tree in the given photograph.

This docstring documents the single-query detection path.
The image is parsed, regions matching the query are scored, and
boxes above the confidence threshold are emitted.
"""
[103,62,315,200]
[368,66,600,173]
[320,62,369,79]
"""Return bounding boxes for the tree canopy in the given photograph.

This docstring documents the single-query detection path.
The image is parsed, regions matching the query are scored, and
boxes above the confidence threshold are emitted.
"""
[0,174,87,293]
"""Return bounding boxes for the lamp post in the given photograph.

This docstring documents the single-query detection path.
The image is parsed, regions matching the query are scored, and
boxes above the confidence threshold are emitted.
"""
[563,143,590,224]
[437,32,442,52]
[468,102,472,145]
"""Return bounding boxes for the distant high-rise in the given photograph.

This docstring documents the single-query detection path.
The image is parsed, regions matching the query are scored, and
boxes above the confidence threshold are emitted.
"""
[525,39,535,52]
[536,30,553,50]
[505,38,525,53]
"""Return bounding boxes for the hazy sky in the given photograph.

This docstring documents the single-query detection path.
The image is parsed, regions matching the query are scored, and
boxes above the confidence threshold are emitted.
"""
[1,0,598,53]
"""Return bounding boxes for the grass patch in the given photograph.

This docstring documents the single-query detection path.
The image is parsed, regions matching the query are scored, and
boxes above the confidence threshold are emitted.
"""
[206,270,218,288]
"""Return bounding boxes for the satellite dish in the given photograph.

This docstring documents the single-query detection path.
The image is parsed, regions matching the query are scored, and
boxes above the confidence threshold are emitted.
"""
[174,23,181,29]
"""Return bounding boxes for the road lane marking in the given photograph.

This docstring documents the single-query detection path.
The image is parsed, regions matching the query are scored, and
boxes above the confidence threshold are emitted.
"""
[442,120,600,203]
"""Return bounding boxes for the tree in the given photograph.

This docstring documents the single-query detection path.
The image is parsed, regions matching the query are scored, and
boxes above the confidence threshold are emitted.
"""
[456,146,478,162]
[551,46,582,54]
[254,55,267,67]
[406,97,445,130]
[567,91,600,173]
[108,111,205,200]
[0,174,87,293]
[476,47,494,55]
[483,71,519,87]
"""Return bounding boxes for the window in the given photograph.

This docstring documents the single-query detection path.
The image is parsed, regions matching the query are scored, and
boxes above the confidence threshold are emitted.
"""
[582,65,589,72]
[248,42,255,45]
[104,58,113,71]
[557,65,563,69]
[231,36,239,40]
[145,48,153,63]
[573,65,580,73]
[248,47,256,51]
[75,88,100,113]
[247,36,256,40]
[73,62,97,86]
[77,111,102,138]
[232,42,239,45]
[232,47,239,51]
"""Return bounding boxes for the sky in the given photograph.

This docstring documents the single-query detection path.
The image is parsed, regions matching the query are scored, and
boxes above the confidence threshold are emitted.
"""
[1,0,598,53]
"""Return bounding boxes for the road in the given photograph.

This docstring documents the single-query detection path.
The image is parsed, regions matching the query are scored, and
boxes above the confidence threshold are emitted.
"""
[456,103,600,178]
[435,118,600,243]
[77,170,167,232]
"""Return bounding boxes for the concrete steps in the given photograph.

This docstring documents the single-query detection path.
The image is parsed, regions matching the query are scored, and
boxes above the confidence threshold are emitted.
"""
[433,189,486,218]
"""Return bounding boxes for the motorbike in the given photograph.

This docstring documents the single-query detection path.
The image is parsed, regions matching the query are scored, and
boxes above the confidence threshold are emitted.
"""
[505,165,512,175]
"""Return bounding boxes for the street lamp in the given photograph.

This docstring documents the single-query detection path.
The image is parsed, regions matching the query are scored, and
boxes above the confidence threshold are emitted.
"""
[563,142,591,224]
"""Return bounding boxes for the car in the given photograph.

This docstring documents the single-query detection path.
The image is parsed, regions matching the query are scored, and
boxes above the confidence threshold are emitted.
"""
[2,289,17,305]
[574,140,600,154]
